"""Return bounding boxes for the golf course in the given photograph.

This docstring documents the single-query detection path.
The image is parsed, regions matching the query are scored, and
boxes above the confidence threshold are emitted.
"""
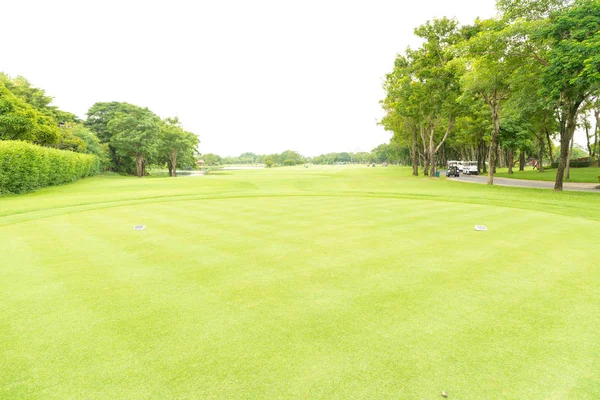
[1,166,598,399]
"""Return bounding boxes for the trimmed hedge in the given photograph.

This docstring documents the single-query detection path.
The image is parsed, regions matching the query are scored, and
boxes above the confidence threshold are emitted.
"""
[550,158,593,169]
[0,140,101,195]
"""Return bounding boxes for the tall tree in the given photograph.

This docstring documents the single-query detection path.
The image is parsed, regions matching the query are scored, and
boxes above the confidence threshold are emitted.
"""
[537,0,600,190]
[458,18,519,184]
[381,55,421,175]
[86,102,148,173]
[158,117,199,177]
[108,108,161,177]
[382,18,461,176]
[412,18,462,176]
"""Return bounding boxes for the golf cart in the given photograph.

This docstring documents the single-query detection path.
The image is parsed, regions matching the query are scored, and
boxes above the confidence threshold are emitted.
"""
[462,161,479,175]
[446,161,459,178]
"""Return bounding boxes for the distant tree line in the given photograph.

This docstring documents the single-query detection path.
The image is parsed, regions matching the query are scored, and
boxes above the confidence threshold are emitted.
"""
[200,142,412,167]
[200,150,305,167]
[380,0,600,190]
[309,143,411,165]
[0,74,199,178]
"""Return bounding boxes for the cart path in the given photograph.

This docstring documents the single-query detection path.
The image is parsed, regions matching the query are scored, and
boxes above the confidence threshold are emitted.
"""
[446,173,600,192]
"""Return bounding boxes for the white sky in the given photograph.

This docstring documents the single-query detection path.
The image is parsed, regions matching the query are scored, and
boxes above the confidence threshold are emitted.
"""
[2,0,506,157]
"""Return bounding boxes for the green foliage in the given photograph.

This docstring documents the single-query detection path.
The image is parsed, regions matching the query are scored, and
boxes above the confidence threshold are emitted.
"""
[0,140,100,195]
[371,142,410,164]
[550,159,593,168]
[278,150,304,166]
[71,125,109,159]
[496,0,574,20]
[55,123,88,153]
[157,117,200,176]
[538,0,600,102]
[85,102,143,143]
[239,152,258,164]
[85,102,154,174]
[108,108,161,177]
[201,153,222,166]
[0,82,60,146]
[0,73,79,125]
[499,118,534,150]
[264,156,274,167]
[381,18,462,175]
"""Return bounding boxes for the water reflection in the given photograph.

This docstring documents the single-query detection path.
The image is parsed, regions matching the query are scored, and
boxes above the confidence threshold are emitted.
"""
[151,171,206,177]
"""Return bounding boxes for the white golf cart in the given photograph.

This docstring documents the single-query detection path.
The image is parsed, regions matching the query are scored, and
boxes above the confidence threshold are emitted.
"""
[462,161,479,175]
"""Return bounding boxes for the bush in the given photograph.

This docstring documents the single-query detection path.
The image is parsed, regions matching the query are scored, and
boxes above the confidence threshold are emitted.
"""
[550,158,593,169]
[0,140,101,195]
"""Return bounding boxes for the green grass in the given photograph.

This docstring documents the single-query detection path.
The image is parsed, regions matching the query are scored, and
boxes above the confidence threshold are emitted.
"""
[1,166,599,399]
[494,166,600,183]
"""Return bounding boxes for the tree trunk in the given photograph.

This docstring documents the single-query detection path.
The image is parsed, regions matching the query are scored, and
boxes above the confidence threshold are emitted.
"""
[429,133,436,177]
[481,139,487,173]
[487,101,500,185]
[420,127,429,176]
[411,129,419,176]
[508,149,514,174]
[135,155,144,178]
[477,143,482,173]
[565,133,574,179]
[170,150,178,177]
[545,132,554,166]
[537,134,545,173]
[585,120,592,157]
[594,107,600,162]
[519,150,525,171]
[555,100,582,191]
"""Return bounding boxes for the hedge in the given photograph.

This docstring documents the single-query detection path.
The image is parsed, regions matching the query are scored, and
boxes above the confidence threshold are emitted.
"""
[0,140,101,195]
[550,158,593,169]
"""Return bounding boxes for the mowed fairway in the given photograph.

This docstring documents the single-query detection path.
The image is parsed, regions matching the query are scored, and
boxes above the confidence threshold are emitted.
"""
[1,166,599,399]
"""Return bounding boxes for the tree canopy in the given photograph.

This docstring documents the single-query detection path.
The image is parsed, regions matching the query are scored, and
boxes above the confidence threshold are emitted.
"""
[380,0,600,189]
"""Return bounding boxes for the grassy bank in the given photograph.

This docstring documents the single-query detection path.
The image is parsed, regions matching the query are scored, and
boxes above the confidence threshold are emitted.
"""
[1,166,598,399]
[494,166,600,183]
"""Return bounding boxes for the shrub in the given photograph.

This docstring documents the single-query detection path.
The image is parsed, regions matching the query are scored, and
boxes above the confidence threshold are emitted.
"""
[550,158,593,169]
[0,140,101,195]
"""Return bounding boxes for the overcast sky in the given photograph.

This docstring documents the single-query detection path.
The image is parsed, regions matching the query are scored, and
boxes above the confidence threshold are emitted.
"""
[2,0,504,156]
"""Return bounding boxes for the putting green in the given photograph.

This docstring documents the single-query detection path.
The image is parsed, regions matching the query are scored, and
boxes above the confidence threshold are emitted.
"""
[1,166,598,399]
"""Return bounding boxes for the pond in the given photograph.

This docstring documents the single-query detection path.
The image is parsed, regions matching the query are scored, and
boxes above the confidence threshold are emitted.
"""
[150,170,206,177]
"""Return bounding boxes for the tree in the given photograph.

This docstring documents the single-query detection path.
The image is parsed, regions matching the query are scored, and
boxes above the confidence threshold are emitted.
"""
[201,153,222,166]
[85,102,145,173]
[108,108,161,177]
[457,18,520,184]
[239,152,258,164]
[158,117,199,176]
[0,74,79,125]
[381,19,462,176]
[496,0,574,21]
[264,156,275,168]
[537,0,600,190]
[55,123,88,153]
[71,125,108,160]
[279,150,304,166]
[498,118,534,174]
[0,81,60,145]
